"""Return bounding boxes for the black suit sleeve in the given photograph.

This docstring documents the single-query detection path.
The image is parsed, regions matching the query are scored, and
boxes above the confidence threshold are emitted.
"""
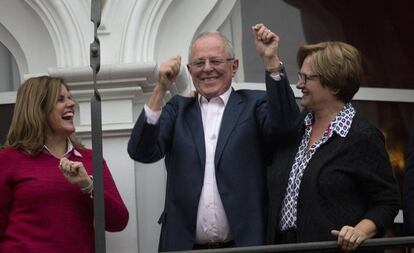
[127,97,178,163]
[259,71,300,142]
[353,128,401,236]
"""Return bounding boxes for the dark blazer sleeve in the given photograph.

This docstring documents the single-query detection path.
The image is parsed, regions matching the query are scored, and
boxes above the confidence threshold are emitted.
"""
[127,97,178,163]
[349,126,401,236]
[403,116,414,235]
[259,71,300,142]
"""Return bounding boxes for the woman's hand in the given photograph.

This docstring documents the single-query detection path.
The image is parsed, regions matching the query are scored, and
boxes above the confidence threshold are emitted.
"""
[331,219,377,252]
[331,225,367,252]
[59,158,92,191]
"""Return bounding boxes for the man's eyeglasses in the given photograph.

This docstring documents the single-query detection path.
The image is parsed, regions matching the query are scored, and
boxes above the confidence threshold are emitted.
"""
[190,58,234,68]
[297,72,320,83]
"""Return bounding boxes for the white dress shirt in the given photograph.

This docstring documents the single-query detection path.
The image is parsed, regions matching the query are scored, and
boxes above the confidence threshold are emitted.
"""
[195,87,232,244]
[144,87,233,244]
[43,138,83,158]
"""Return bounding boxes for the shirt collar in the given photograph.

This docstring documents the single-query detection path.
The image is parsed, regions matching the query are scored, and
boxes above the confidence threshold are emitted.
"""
[198,85,232,107]
[43,138,83,158]
[330,103,355,137]
[304,103,356,137]
[304,113,314,127]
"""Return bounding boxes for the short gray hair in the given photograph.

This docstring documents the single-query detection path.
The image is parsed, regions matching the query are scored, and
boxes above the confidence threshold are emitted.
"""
[188,31,235,63]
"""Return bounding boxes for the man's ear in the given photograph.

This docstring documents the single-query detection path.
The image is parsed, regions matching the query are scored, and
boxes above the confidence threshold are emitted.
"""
[232,59,239,76]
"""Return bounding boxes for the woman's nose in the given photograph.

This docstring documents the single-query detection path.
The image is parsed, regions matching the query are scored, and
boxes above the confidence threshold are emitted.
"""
[296,79,305,89]
[67,99,75,107]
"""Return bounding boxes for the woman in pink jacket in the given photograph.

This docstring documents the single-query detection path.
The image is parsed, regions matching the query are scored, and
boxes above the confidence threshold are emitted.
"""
[0,76,129,253]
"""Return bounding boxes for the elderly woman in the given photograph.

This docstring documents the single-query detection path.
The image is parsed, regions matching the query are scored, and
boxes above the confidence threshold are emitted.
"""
[0,76,129,252]
[267,42,400,252]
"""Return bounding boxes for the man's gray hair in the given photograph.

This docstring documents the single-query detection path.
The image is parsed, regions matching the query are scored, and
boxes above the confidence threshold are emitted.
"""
[188,31,235,63]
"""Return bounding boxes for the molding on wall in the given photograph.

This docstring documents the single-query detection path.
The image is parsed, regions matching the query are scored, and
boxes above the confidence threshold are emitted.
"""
[47,62,157,91]
[24,0,90,67]
[0,1,56,75]
[0,24,28,81]
[194,0,237,35]
[0,91,17,104]
[353,87,414,103]
[121,0,173,63]
[235,82,414,103]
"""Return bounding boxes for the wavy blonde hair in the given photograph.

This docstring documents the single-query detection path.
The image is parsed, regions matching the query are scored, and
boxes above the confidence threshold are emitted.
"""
[5,76,83,155]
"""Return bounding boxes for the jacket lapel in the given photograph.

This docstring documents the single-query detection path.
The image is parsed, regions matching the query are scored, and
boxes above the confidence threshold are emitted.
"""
[214,90,244,168]
[185,98,206,168]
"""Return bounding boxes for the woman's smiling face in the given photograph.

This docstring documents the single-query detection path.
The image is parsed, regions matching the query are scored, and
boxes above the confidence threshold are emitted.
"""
[47,84,76,139]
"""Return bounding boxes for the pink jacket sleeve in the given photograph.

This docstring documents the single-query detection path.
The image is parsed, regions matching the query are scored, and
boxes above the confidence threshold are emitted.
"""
[102,160,129,231]
[83,159,129,232]
[0,151,13,241]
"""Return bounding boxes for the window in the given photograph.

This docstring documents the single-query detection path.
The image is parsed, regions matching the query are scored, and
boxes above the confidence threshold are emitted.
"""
[0,41,20,144]
[0,41,20,92]
[0,104,14,145]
